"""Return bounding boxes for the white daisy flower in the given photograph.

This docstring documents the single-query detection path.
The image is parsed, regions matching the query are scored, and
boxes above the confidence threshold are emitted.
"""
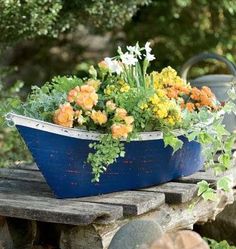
[120,52,138,66]
[104,57,123,75]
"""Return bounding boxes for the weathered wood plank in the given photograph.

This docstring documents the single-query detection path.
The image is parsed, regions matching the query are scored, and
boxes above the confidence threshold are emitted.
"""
[175,166,236,188]
[80,191,165,216]
[174,171,219,185]
[0,192,123,225]
[0,168,44,183]
[9,163,39,171]
[142,182,198,204]
[0,179,52,197]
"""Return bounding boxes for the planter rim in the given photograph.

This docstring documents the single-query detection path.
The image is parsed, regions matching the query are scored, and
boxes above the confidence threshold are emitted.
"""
[6,112,185,141]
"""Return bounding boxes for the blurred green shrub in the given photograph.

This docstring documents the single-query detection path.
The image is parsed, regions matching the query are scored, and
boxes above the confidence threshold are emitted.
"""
[0,68,32,167]
[0,0,151,44]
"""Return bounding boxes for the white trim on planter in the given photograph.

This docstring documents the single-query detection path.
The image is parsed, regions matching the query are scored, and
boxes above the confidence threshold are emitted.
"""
[6,113,173,141]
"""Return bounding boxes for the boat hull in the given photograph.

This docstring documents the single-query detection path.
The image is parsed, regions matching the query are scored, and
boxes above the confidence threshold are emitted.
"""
[16,124,204,198]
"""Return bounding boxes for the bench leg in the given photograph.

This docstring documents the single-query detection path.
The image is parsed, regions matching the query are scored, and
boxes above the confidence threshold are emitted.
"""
[7,218,37,249]
[60,225,103,249]
[0,216,13,249]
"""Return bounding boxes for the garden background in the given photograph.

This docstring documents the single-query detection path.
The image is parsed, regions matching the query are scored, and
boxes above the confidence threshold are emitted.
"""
[1,0,236,167]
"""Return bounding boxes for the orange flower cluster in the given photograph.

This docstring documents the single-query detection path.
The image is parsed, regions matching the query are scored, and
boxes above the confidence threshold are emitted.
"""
[166,84,216,112]
[187,86,216,110]
[111,124,133,139]
[53,103,74,128]
[90,110,107,125]
[166,85,190,99]
[111,108,134,139]
[67,85,98,110]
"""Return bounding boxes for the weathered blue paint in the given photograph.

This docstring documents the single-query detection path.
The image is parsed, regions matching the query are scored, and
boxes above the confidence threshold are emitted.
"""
[16,125,204,198]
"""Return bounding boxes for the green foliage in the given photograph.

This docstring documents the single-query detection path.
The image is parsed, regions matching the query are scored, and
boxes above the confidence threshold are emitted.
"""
[87,135,125,182]
[0,0,62,44]
[124,0,236,71]
[0,0,151,44]
[17,76,83,121]
[197,180,217,201]
[0,68,32,167]
[0,128,32,167]
[205,238,236,249]
[163,132,184,153]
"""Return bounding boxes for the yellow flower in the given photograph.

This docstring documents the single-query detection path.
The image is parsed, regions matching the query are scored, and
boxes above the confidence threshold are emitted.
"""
[151,66,187,90]
[150,94,160,105]
[53,103,74,128]
[120,84,130,93]
[139,103,148,110]
[90,110,108,125]
[156,107,168,119]
[156,89,166,98]
[104,85,116,95]
[86,79,101,90]
[165,116,175,126]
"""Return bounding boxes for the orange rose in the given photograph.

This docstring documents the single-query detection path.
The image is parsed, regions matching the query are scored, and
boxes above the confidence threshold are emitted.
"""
[111,123,133,139]
[115,108,127,120]
[106,100,116,111]
[90,110,108,125]
[124,116,134,125]
[67,86,80,103]
[53,103,74,128]
[75,85,98,110]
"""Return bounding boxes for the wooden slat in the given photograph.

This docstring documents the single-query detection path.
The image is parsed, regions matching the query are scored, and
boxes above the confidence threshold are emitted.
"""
[9,163,39,171]
[0,179,52,197]
[142,182,198,204]
[174,171,219,185]
[80,191,165,216]
[0,168,45,182]
[175,166,236,188]
[0,192,123,225]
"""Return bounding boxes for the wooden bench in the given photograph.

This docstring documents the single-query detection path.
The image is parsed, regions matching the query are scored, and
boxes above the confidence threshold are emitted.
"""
[0,163,236,249]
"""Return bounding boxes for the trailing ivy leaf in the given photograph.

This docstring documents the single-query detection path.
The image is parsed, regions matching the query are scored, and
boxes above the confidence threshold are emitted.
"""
[225,135,236,153]
[163,132,183,153]
[202,188,217,201]
[217,176,231,192]
[214,124,230,137]
[186,131,199,142]
[197,180,209,196]
[218,153,231,169]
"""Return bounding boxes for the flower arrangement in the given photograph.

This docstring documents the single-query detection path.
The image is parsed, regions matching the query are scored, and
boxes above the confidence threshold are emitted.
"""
[11,42,236,198]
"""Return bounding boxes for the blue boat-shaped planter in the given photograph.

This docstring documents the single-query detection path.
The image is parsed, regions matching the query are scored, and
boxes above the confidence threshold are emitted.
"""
[7,113,204,198]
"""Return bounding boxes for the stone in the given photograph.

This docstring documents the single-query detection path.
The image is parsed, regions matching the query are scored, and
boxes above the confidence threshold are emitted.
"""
[108,220,163,249]
[60,225,103,249]
[150,230,209,249]
[195,199,236,245]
